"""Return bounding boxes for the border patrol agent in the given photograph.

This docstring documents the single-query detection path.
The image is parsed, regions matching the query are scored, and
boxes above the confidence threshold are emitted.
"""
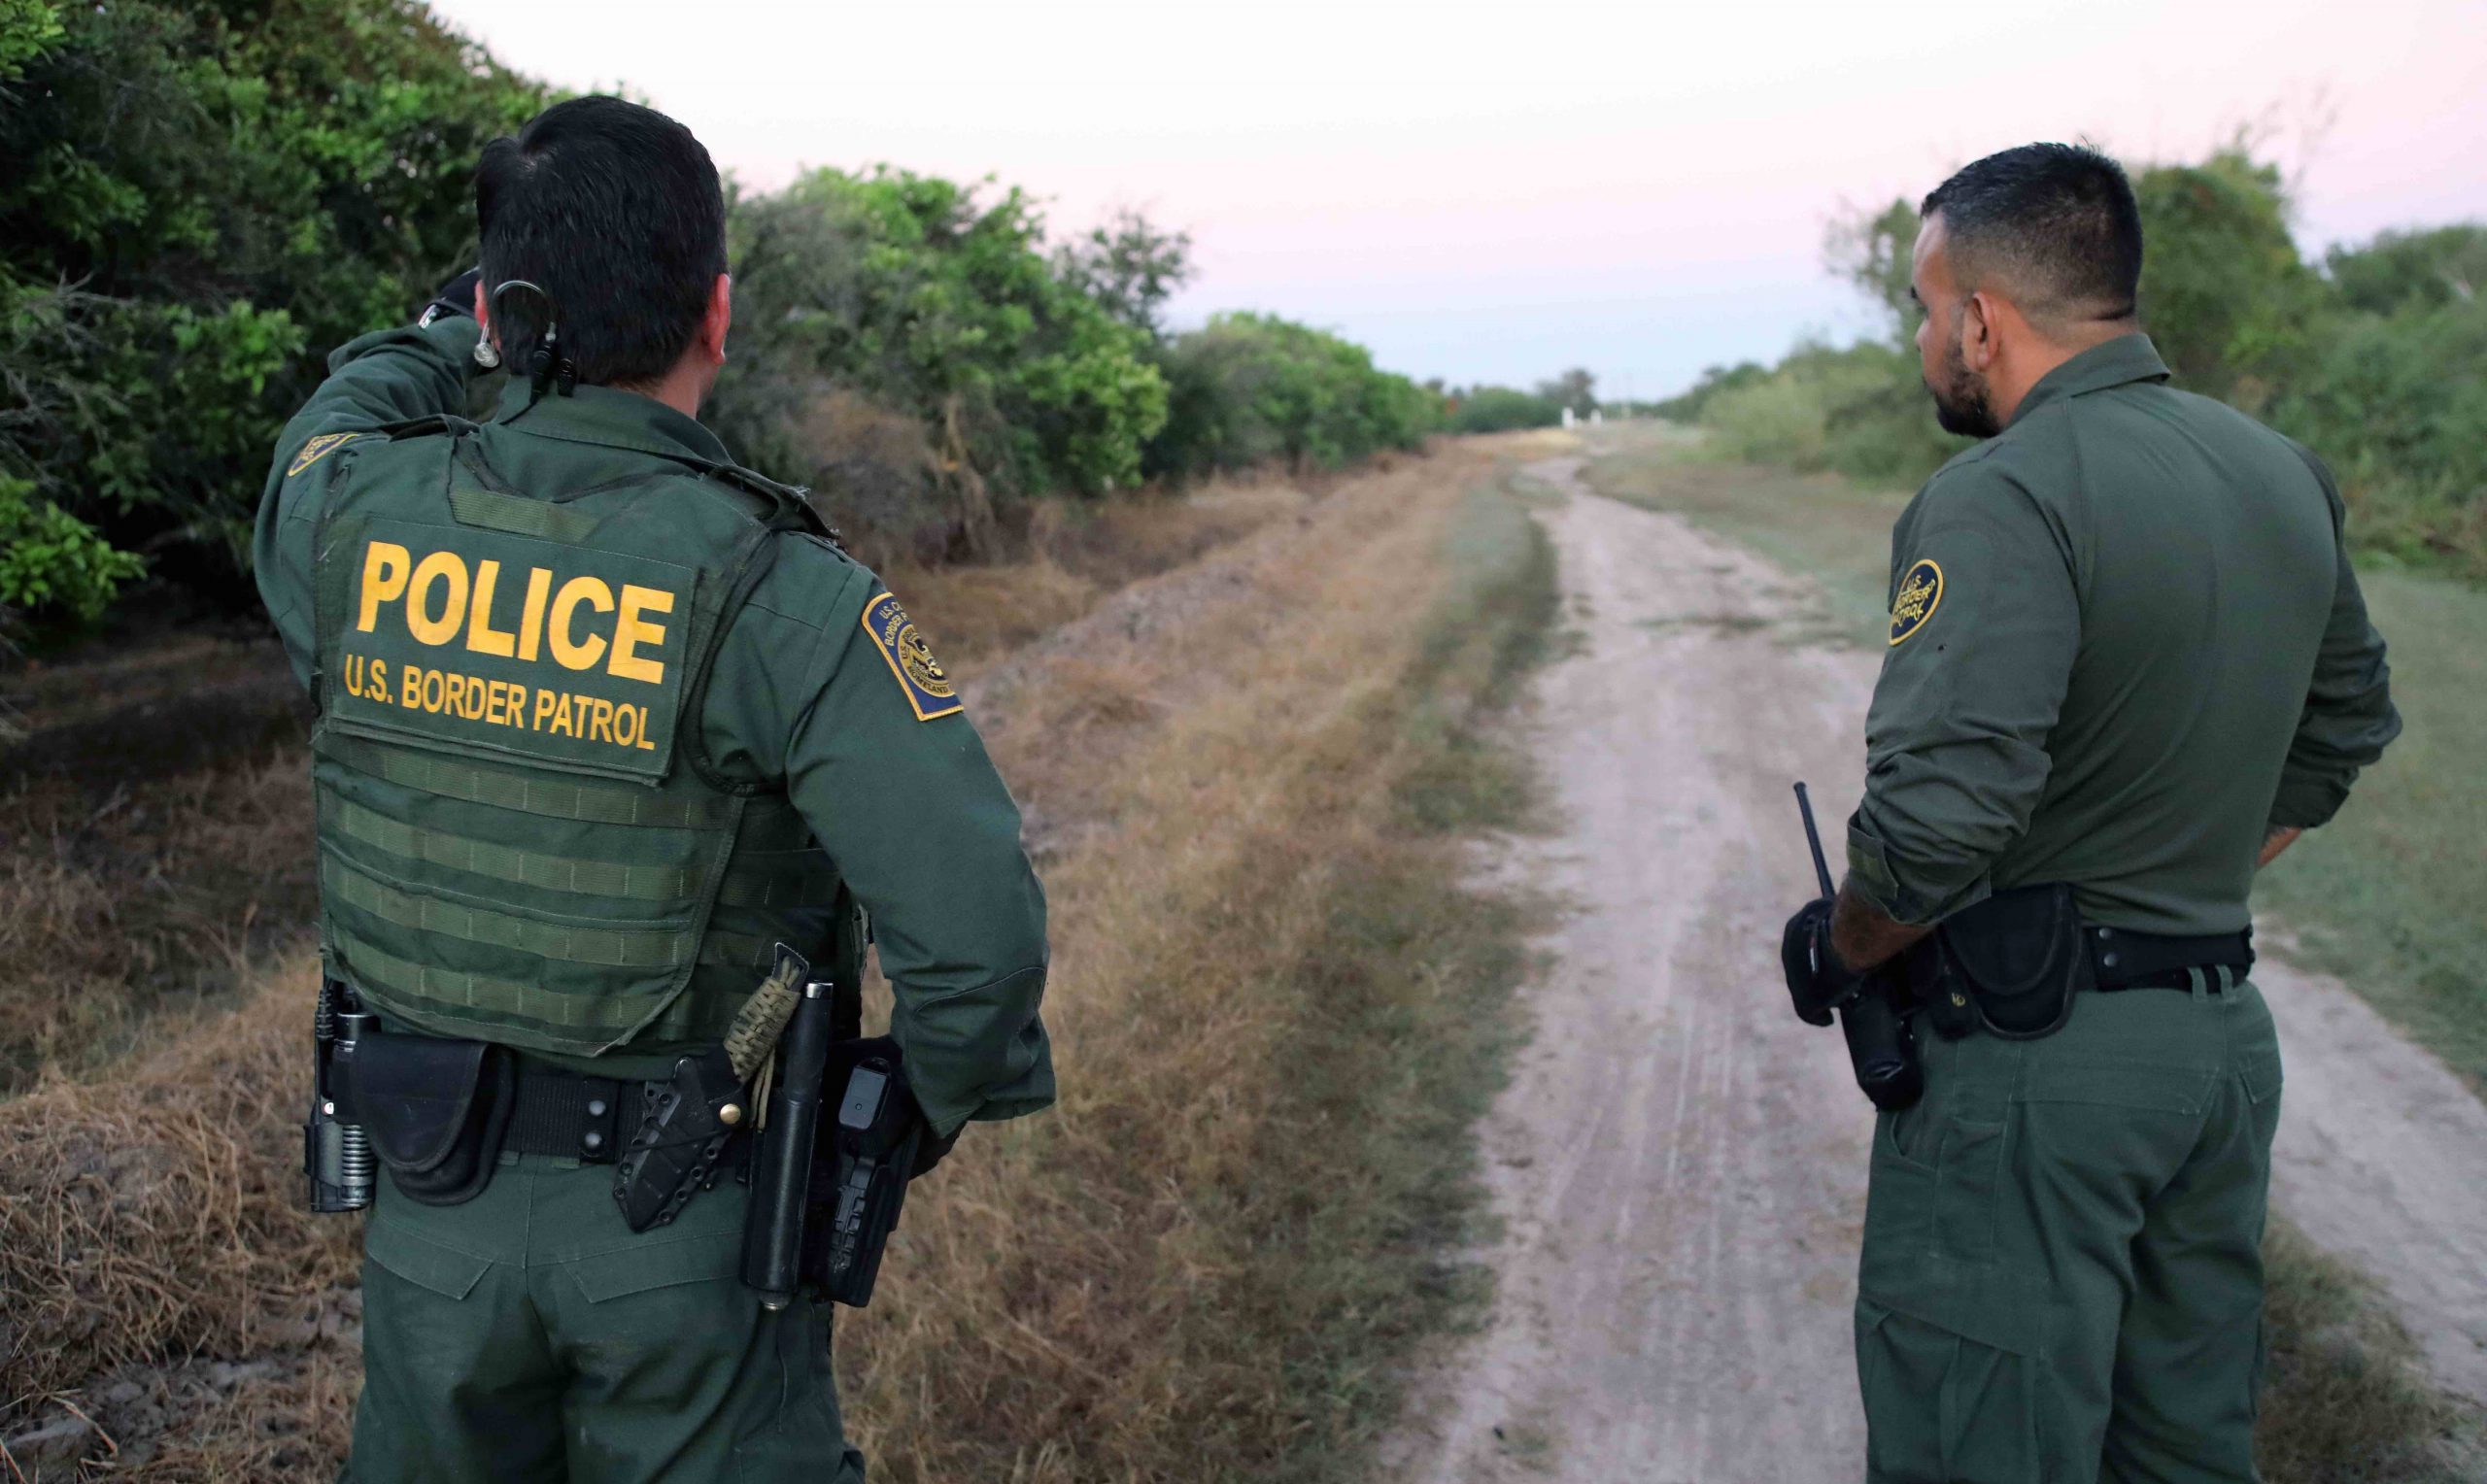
[254,97,1053,1481]
[1779,145,2400,1482]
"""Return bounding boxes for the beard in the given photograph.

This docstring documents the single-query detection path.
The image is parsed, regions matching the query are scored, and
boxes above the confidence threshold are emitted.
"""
[1925,330,2000,439]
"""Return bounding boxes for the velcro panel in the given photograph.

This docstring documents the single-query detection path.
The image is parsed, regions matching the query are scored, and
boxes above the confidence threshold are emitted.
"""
[323,516,697,783]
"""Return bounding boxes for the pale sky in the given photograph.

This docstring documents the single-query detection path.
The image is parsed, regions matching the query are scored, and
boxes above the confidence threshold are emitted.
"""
[428,0,2487,399]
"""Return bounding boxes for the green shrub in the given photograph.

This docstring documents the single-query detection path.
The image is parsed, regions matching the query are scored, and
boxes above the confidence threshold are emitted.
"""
[1146,313,1436,480]
[0,0,547,619]
[0,474,144,622]
[1447,387,1561,434]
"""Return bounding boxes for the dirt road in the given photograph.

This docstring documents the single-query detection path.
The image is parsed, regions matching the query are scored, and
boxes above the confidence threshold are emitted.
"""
[1387,455,2487,1482]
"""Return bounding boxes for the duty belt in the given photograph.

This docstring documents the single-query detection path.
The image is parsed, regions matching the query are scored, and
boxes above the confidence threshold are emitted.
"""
[504,1064,654,1164]
[2086,924,2254,993]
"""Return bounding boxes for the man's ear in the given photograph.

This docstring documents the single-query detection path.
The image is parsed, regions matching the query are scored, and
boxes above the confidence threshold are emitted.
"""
[473,279,491,332]
[1960,290,1999,372]
[699,273,732,365]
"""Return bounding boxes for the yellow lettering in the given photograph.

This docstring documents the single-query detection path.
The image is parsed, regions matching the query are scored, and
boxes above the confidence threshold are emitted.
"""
[406,552,470,647]
[584,697,614,744]
[340,654,362,698]
[533,688,559,730]
[504,683,530,728]
[635,705,656,751]
[356,542,411,632]
[550,692,577,737]
[549,577,613,671]
[611,700,640,750]
[465,560,518,658]
[517,567,553,663]
[609,585,674,684]
[369,658,388,697]
[401,663,423,709]
[420,669,446,713]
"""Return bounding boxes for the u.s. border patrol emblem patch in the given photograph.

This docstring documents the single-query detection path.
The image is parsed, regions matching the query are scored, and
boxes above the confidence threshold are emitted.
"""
[288,431,360,477]
[861,590,962,721]
[1889,558,1943,646]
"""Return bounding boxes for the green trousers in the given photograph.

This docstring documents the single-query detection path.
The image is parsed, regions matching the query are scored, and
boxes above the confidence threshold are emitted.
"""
[1856,974,2283,1484]
[345,1151,864,1484]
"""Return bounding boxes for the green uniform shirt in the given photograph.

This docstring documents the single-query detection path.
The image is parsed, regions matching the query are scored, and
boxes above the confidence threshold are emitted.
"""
[1847,334,2400,936]
[255,315,1053,1134]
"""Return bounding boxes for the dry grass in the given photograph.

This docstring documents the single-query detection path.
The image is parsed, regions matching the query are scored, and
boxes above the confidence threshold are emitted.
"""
[2259,1218,2487,1483]
[0,640,316,1095]
[885,476,1312,670]
[0,950,361,1476]
[837,445,1550,1480]
[0,443,1556,1479]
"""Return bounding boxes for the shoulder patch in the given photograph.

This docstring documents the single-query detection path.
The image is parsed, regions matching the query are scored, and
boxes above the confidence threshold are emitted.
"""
[860,590,962,722]
[1889,558,1943,646]
[289,431,361,477]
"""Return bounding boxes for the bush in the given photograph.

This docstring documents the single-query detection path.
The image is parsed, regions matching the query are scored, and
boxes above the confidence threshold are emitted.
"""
[1146,312,1437,480]
[0,0,546,620]
[1448,387,1562,434]
[710,169,1170,559]
[0,474,143,622]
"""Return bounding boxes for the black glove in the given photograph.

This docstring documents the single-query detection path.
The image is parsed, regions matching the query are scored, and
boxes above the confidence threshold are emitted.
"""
[416,267,482,328]
[1781,897,1866,1027]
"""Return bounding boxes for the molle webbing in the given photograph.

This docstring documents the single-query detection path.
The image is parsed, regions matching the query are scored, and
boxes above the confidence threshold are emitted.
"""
[320,733,738,829]
[321,854,690,969]
[326,799,833,907]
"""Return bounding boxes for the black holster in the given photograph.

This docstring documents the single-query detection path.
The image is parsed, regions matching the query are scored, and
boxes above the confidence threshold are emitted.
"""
[1906,883,2094,1041]
[341,1032,516,1205]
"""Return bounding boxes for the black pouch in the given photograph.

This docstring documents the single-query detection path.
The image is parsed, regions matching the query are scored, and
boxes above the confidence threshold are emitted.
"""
[345,1033,516,1205]
[1909,883,2094,1041]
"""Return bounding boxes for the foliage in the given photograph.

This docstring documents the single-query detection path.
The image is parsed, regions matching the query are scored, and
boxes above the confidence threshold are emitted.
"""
[1145,312,1438,480]
[0,0,547,622]
[1690,141,2486,576]
[2325,224,2487,317]
[1446,386,1562,434]
[1535,367,1597,417]
[1053,207,1194,339]
[2129,150,2327,407]
[1824,196,1920,332]
[1699,339,1965,484]
[712,168,1171,557]
[0,473,144,621]
[1650,360,1769,422]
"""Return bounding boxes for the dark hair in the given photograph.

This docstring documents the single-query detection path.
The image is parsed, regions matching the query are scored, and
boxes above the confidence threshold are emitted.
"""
[1921,143,2143,327]
[476,96,727,388]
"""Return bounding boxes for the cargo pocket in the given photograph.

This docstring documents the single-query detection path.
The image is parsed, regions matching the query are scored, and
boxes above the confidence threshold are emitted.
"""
[1931,1116,2006,1265]
[1857,1297,2046,1484]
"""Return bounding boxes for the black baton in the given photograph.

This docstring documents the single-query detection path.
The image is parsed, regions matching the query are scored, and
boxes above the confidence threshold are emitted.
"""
[742,977,836,1310]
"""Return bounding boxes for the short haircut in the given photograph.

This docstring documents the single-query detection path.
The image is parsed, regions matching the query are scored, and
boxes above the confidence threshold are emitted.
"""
[1921,143,2143,329]
[476,96,727,388]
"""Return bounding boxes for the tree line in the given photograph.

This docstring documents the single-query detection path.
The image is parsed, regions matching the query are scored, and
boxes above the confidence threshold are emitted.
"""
[1657,145,2487,579]
[0,0,1446,630]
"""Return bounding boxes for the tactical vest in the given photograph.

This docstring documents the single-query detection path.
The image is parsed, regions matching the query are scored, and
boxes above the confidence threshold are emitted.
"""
[306,417,848,1059]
